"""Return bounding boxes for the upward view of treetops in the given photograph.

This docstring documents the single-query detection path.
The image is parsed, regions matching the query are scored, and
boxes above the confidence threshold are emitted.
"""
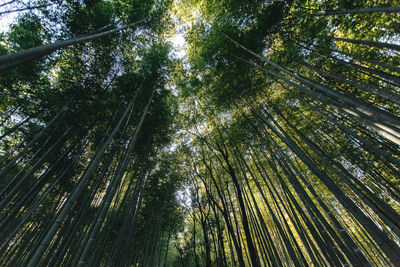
[0,0,400,266]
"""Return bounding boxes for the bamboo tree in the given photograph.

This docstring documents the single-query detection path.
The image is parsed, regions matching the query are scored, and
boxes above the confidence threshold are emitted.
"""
[0,20,146,71]
[78,89,155,265]
[311,6,400,16]
[27,91,139,266]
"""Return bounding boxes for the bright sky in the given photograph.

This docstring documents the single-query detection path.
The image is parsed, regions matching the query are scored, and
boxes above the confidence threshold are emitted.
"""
[169,32,186,59]
[0,0,26,32]
[0,6,188,61]
[0,13,17,33]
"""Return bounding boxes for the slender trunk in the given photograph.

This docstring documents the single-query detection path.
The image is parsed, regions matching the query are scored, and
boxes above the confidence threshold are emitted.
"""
[0,20,145,71]
[0,3,55,16]
[0,140,77,233]
[27,93,138,267]
[194,153,246,266]
[0,104,67,179]
[249,59,400,145]
[0,165,69,256]
[300,60,400,105]
[163,233,171,267]
[216,144,260,267]
[0,126,72,211]
[286,34,400,86]
[0,106,18,128]
[199,208,211,267]
[192,211,199,267]
[0,0,17,8]
[249,103,400,265]
[311,7,400,16]
[195,168,245,266]
[0,116,31,140]
[328,36,400,52]
[274,107,400,234]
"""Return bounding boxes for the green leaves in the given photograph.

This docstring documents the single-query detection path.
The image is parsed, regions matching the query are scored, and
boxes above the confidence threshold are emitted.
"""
[1,0,400,265]
[8,14,45,51]
[63,0,114,35]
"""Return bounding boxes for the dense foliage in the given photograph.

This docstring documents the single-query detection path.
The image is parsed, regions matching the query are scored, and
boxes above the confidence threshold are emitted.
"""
[0,0,400,266]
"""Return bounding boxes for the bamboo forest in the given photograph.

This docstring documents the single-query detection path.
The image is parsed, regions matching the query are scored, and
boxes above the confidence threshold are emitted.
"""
[1,0,400,266]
